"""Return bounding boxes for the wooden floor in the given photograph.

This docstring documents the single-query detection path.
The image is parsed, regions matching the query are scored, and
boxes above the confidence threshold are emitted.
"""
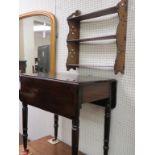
[19,136,85,155]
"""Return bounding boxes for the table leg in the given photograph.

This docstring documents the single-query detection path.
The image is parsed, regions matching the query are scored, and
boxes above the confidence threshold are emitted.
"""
[72,118,79,155]
[22,103,28,152]
[104,100,111,155]
[54,114,59,140]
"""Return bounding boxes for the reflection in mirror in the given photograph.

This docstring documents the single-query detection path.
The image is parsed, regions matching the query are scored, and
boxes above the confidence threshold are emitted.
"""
[19,16,51,74]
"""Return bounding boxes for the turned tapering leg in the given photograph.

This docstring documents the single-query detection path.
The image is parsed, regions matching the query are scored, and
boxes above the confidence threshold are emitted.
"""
[72,118,79,155]
[22,103,28,152]
[104,100,111,155]
[54,114,59,140]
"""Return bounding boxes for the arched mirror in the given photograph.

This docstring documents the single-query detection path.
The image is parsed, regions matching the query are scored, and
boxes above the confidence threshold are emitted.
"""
[19,11,56,76]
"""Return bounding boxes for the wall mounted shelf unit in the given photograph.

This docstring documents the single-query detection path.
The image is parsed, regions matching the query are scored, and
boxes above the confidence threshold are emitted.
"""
[66,0,128,74]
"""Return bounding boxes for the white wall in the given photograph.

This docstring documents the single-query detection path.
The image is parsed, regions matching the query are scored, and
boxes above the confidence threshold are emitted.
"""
[33,16,51,58]
[34,32,50,58]
[19,20,25,60]
[19,0,135,155]
[22,18,35,74]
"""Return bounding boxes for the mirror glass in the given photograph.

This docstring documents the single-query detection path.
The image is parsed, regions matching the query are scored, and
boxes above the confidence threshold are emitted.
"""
[19,16,51,74]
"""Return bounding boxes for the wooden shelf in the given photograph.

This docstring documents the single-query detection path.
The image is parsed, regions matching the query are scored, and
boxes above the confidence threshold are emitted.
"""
[67,35,116,43]
[19,135,85,155]
[68,6,118,21]
[66,0,128,74]
[68,64,114,70]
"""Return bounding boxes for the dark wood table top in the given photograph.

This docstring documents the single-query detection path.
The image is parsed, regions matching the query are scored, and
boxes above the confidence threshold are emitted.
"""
[20,72,116,85]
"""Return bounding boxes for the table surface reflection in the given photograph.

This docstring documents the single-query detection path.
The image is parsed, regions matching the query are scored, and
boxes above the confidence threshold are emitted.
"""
[19,72,116,84]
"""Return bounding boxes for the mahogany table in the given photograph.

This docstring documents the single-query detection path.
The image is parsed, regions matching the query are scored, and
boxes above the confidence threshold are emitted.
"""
[19,73,117,155]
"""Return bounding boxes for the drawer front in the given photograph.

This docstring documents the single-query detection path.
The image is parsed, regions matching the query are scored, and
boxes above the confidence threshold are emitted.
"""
[19,77,78,119]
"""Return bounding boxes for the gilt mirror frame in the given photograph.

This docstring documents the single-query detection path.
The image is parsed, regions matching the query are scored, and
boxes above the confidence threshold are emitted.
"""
[19,10,56,76]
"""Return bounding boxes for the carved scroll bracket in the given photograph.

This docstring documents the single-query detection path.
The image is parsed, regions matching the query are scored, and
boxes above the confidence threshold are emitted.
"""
[66,10,81,71]
[115,0,128,74]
